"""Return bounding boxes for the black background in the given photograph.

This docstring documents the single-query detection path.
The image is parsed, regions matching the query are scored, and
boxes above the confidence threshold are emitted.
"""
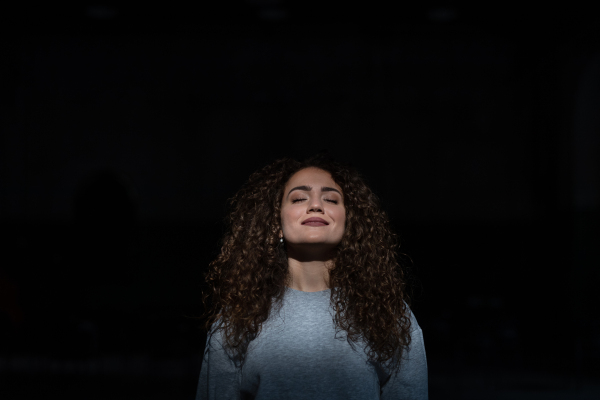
[1,3,599,399]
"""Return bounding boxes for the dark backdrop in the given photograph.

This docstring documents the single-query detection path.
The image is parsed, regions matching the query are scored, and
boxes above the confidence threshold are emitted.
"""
[1,4,599,399]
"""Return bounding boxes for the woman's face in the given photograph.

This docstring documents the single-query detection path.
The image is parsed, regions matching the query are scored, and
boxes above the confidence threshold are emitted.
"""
[280,167,346,249]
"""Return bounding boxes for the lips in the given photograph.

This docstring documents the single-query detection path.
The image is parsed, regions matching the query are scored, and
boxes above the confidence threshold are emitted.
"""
[302,217,329,226]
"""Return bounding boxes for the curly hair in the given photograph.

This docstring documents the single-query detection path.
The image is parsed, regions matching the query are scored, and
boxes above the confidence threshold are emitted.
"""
[203,155,412,372]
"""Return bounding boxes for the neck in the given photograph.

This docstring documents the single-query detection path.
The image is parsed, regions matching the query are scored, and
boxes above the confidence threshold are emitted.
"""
[285,245,333,292]
[287,258,330,292]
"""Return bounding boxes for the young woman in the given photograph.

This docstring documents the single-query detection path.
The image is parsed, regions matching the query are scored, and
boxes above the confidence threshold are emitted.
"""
[197,156,428,399]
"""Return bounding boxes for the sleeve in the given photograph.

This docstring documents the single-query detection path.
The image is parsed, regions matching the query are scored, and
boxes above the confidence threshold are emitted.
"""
[380,318,429,400]
[196,326,241,400]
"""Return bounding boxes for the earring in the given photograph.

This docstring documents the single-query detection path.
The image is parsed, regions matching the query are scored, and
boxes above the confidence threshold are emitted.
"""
[280,237,283,243]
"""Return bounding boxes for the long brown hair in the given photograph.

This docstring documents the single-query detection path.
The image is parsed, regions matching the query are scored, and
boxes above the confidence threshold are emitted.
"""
[203,155,412,371]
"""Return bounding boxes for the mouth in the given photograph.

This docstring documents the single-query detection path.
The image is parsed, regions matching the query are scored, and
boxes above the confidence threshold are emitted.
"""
[302,217,329,226]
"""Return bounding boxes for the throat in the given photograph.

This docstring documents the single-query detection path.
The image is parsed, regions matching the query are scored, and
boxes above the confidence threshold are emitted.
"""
[286,256,332,293]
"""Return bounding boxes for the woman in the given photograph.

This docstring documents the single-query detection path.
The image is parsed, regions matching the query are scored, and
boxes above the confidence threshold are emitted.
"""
[197,156,428,399]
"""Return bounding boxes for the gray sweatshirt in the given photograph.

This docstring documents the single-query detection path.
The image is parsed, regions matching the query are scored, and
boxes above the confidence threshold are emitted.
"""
[196,287,428,400]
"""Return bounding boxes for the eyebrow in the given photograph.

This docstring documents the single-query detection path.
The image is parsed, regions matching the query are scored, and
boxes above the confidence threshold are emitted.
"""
[287,185,342,198]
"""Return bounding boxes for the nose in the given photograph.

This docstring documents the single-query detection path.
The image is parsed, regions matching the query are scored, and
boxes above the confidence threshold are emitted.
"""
[307,197,323,213]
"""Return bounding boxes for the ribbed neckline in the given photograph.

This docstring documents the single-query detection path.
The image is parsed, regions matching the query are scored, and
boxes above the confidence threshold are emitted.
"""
[285,286,331,295]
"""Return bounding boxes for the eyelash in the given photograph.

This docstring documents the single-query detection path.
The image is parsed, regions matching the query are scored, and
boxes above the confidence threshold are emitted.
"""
[292,199,338,204]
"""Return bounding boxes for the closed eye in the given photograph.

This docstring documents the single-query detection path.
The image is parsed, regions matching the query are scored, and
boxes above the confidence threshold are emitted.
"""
[291,198,338,204]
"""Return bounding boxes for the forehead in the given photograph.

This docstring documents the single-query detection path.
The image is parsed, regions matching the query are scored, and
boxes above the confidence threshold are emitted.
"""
[284,167,342,191]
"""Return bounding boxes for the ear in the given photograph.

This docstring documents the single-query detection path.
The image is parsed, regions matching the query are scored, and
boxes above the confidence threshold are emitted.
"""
[279,230,283,239]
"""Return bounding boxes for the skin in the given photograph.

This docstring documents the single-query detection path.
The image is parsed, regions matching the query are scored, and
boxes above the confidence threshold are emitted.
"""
[280,167,346,292]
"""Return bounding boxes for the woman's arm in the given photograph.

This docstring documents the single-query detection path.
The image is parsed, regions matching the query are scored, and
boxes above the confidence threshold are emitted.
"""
[196,328,241,400]
[381,323,429,399]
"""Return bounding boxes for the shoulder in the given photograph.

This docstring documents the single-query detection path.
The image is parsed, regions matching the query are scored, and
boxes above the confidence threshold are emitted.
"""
[403,302,422,334]
[204,320,228,353]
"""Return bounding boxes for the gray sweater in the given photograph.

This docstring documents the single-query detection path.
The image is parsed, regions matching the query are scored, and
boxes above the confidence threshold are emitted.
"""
[196,287,428,400]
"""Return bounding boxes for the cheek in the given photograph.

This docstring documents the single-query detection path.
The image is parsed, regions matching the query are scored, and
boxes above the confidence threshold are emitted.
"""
[280,212,289,229]
[281,207,298,227]
[335,209,346,230]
